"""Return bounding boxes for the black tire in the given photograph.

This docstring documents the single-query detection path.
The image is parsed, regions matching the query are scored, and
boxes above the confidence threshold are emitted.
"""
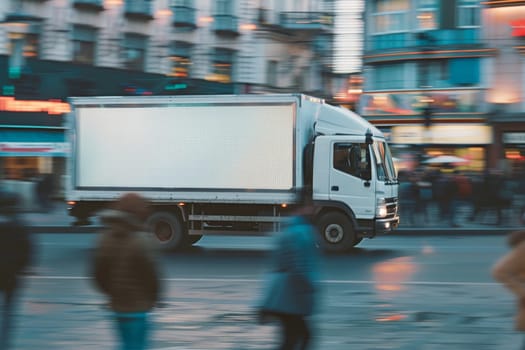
[316,212,357,253]
[146,211,187,251]
[184,234,203,246]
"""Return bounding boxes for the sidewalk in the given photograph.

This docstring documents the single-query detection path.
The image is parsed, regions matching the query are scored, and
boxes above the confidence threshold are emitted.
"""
[20,200,522,235]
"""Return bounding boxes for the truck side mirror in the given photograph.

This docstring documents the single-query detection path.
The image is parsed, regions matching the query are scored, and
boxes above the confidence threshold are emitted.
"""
[365,129,373,145]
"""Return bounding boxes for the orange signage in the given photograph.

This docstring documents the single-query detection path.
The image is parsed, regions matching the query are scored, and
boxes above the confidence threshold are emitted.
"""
[0,97,70,115]
[511,19,525,37]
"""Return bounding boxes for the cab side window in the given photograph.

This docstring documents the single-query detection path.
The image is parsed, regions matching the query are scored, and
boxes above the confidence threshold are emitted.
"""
[333,143,371,180]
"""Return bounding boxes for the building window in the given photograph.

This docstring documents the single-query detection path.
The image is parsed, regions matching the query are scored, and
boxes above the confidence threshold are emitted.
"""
[267,60,278,86]
[72,25,97,65]
[209,48,235,83]
[417,0,438,30]
[371,0,409,34]
[172,0,193,6]
[123,34,147,71]
[458,0,479,27]
[23,34,40,58]
[374,63,405,90]
[417,60,449,88]
[169,41,192,77]
[216,0,233,14]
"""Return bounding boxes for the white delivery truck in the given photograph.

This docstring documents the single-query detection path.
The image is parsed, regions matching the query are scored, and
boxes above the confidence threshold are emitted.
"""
[66,94,399,252]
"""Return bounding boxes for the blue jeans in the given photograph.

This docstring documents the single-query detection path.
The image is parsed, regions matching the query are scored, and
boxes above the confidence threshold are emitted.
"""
[114,312,150,350]
[0,289,17,350]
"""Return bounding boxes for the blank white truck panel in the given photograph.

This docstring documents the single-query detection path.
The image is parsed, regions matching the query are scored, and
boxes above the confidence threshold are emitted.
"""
[76,105,294,190]
[68,94,322,203]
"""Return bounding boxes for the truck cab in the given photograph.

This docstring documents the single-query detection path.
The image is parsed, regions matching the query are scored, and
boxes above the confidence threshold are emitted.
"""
[310,104,399,252]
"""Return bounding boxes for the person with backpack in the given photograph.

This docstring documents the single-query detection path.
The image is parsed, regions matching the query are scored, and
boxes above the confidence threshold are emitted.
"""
[0,191,33,350]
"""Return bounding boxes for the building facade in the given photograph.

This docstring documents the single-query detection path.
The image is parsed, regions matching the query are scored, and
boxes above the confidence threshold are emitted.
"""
[483,0,525,177]
[0,0,335,195]
[361,0,496,173]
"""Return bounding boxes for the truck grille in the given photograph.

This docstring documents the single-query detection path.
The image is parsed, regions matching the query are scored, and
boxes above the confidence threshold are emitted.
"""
[385,197,398,218]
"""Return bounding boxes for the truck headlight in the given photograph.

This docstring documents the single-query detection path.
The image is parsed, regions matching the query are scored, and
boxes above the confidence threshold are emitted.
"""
[376,198,388,218]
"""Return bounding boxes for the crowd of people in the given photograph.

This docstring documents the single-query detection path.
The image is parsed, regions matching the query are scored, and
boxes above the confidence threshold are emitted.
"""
[398,167,523,227]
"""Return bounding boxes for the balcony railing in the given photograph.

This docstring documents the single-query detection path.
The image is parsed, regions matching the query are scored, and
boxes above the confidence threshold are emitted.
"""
[124,1,153,20]
[370,29,481,52]
[279,12,332,31]
[73,0,104,11]
[213,14,239,36]
[416,29,480,47]
[172,6,196,28]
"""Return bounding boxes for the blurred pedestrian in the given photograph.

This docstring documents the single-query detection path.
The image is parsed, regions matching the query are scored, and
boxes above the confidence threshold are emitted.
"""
[435,171,459,227]
[398,171,417,226]
[91,193,161,350]
[35,173,54,212]
[492,230,525,348]
[0,191,33,350]
[257,189,320,350]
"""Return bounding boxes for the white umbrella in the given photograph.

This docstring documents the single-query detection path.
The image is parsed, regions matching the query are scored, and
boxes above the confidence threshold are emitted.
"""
[423,155,469,164]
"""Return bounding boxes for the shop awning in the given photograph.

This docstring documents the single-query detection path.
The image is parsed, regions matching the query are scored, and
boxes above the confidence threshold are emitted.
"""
[0,128,68,157]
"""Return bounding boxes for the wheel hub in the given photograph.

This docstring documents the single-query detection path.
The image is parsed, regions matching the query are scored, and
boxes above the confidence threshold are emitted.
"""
[155,222,174,242]
[324,224,344,243]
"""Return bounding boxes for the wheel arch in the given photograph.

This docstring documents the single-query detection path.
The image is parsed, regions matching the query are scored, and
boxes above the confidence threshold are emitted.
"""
[313,200,357,228]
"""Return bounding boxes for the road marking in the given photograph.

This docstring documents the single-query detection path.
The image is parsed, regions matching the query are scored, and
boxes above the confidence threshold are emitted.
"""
[25,275,499,286]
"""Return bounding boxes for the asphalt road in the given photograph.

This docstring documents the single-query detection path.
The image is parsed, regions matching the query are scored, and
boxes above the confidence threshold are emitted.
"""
[8,233,523,349]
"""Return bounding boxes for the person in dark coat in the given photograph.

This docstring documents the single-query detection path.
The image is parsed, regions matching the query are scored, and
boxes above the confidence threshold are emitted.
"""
[258,189,320,350]
[0,191,33,350]
[92,193,161,350]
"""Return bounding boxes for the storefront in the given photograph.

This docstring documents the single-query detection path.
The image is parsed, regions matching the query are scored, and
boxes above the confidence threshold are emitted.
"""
[389,124,493,172]
[0,97,70,198]
[490,124,525,178]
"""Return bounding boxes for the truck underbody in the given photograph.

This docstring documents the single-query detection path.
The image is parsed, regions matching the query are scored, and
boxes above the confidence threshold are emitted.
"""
[69,198,399,253]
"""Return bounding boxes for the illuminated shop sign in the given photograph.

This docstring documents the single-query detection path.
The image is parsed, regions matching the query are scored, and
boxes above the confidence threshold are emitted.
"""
[359,91,483,116]
[503,132,525,144]
[511,19,525,37]
[391,125,492,145]
[0,142,69,155]
[0,97,70,115]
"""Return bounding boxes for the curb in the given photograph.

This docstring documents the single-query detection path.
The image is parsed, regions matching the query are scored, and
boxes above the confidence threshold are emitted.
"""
[27,225,515,235]
[28,226,103,234]
[392,227,513,236]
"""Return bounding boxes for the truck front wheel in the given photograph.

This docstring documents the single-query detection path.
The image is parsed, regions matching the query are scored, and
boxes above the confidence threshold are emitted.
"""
[316,212,357,253]
[146,211,187,251]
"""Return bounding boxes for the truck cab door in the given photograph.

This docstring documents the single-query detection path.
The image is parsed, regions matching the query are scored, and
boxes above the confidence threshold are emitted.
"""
[328,139,376,219]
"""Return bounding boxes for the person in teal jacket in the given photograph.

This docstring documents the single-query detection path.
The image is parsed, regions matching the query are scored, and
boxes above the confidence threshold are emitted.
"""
[258,190,321,350]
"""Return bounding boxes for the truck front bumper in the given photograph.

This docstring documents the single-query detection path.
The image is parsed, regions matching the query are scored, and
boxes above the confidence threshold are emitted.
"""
[375,216,399,233]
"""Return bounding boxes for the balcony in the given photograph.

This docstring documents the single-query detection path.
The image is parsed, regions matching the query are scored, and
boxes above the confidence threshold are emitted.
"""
[368,29,483,55]
[124,1,153,21]
[73,0,104,12]
[172,6,196,29]
[213,14,239,37]
[417,29,481,48]
[279,12,332,32]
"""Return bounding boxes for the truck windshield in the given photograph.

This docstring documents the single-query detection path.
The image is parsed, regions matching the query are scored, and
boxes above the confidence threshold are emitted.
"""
[372,141,397,183]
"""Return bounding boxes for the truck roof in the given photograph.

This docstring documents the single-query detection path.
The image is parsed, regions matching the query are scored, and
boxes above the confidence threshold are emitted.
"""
[315,103,383,138]
[68,93,320,106]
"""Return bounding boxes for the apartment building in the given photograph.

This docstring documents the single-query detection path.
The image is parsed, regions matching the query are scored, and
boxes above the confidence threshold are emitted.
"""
[0,0,334,193]
[483,0,525,176]
[361,0,494,172]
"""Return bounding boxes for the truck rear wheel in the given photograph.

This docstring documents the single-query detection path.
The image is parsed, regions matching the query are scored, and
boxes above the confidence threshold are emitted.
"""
[316,212,357,253]
[146,211,187,251]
